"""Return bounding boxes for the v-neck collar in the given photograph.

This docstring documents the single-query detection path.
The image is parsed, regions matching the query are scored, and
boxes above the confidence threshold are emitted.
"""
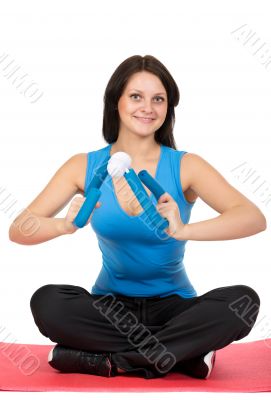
[107,143,164,218]
[108,143,164,180]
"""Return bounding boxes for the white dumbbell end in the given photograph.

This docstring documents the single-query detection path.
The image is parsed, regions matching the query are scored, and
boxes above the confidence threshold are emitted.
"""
[107,151,132,178]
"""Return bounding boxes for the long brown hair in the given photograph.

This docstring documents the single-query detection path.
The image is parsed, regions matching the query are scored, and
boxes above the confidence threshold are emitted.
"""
[102,55,180,149]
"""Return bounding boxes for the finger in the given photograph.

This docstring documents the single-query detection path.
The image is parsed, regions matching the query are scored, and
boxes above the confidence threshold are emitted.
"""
[157,204,167,210]
[86,202,101,224]
[158,192,171,204]
[72,198,85,206]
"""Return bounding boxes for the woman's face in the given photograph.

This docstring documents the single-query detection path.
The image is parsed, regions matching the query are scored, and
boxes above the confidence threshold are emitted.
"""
[117,71,168,139]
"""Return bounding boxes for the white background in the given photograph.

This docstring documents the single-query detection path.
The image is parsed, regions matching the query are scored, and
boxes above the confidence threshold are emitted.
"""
[0,0,270,398]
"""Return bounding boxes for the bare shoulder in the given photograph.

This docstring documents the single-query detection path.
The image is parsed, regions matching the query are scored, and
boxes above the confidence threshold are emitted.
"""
[181,151,225,191]
[180,152,199,204]
[180,152,257,213]
[69,153,88,195]
[181,152,221,203]
[11,153,88,221]
[181,152,206,182]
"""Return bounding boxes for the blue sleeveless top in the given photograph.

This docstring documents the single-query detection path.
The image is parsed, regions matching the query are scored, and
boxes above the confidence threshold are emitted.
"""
[84,143,197,298]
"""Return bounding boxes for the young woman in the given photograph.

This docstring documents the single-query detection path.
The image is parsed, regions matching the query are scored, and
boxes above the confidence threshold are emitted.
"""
[9,55,266,380]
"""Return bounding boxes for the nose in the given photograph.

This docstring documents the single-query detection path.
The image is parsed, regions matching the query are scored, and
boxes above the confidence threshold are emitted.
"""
[140,99,154,114]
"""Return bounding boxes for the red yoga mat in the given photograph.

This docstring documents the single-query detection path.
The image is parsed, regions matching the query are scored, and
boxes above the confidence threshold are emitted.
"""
[0,339,271,392]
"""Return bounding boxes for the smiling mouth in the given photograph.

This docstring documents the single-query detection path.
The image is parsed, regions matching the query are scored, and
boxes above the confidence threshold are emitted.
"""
[134,116,155,122]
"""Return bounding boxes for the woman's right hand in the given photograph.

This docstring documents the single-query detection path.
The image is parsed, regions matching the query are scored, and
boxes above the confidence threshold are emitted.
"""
[63,196,102,234]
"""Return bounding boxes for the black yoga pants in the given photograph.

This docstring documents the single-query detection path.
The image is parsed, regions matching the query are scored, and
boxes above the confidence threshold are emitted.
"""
[30,283,260,379]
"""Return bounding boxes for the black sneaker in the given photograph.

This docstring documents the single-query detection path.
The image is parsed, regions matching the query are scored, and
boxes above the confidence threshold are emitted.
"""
[175,350,216,379]
[48,344,117,377]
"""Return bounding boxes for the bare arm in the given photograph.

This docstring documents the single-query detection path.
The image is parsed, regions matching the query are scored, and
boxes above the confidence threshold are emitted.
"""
[9,211,68,245]
[8,153,99,245]
[176,153,267,241]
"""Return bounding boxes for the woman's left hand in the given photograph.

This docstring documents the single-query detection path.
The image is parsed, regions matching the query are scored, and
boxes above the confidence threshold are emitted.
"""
[156,192,186,239]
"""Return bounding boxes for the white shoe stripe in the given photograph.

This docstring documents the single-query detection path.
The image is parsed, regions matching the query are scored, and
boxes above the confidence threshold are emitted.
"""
[203,350,216,379]
[48,348,54,362]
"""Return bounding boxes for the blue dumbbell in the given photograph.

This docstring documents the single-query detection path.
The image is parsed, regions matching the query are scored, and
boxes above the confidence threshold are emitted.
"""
[138,170,165,201]
[124,168,169,232]
[72,159,109,228]
[73,154,170,232]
